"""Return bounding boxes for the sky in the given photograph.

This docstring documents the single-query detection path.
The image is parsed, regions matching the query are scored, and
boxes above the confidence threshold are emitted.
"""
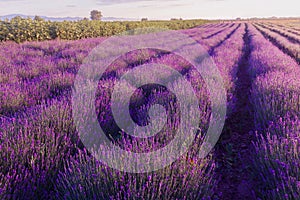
[0,0,299,20]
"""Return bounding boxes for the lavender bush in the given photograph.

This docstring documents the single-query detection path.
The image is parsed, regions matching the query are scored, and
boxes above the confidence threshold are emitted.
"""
[0,98,79,199]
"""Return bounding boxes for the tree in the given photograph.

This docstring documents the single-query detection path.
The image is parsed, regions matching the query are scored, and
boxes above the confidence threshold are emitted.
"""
[90,10,102,21]
[34,15,44,21]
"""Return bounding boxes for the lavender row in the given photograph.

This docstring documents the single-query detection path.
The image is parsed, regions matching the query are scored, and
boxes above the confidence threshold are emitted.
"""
[197,23,231,29]
[254,23,300,63]
[197,26,229,39]
[248,25,298,78]
[248,23,300,199]
[191,22,244,92]
[210,23,245,112]
[266,22,300,36]
[257,23,300,44]
[193,23,240,52]
[256,20,300,33]
[284,22,300,32]
[248,22,300,141]
[181,23,232,40]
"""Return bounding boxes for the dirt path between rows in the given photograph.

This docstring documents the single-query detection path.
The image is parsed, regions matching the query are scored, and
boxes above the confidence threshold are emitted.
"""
[214,23,257,200]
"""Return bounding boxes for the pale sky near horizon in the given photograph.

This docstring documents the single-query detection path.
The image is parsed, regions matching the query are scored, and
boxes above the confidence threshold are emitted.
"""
[0,0,299,20]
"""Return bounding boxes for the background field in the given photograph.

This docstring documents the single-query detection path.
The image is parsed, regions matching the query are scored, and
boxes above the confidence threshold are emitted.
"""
[0,18,299,199]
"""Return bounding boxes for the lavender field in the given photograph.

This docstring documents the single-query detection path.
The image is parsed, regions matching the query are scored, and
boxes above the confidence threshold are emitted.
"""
[0,20,299,200]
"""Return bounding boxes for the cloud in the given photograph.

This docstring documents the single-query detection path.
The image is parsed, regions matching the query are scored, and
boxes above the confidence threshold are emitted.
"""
[97,0,192,11]
[97,0,179,6]
[137,2,189,8]
[0,0,24,1]
[66,4,76,7]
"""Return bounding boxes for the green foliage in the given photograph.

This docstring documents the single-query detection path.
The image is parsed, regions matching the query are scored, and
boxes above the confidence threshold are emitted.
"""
[0,17,209,43]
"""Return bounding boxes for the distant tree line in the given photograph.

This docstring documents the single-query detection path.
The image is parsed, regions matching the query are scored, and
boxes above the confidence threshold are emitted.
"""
[0,16,208,43]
